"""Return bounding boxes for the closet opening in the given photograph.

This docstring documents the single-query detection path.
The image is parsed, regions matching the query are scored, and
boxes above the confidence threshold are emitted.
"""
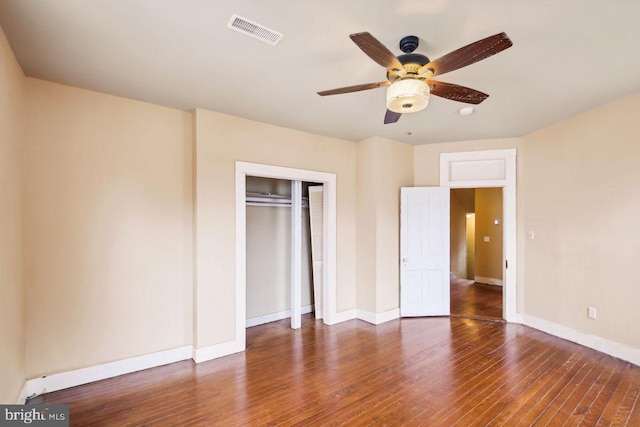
[245,176,324,329]
[235,161,338,351]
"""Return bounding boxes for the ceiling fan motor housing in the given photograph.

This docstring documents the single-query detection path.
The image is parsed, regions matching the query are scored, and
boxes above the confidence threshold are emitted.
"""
[385,35,431,81]
[399,35,419,53]
[387,52,430,81]
[397,53,430,67]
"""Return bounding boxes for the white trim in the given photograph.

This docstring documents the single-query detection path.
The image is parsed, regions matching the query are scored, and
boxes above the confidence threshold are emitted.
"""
[440,149,517,323]
[308,186,324,320]
[236,166,248,352]
[290,180,303,329]
[246,202,310,209]
[357,308,400,325]
[523,314,640,367]
[26,346,192,396]
[474,276,503,286]
[236,162,338,331]
[323,175,338,325]
[331,309,357,324]
[246,305,314,328]
[192,340,245,364]
[17,381,28,404]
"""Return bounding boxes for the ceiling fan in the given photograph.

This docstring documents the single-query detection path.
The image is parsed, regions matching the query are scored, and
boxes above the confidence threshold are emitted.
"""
[317,32,513,124]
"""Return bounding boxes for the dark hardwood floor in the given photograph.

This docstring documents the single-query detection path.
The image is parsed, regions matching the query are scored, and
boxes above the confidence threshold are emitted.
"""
[39,315,640,426]
[451,280,503,320]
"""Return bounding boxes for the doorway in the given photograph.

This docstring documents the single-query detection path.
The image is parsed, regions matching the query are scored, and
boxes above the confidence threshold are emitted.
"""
[234,162,338,352]
[440,149,517,322]
[449,188,503,319]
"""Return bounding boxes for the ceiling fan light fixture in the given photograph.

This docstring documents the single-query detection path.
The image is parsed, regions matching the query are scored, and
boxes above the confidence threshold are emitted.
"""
[386,79,430,114]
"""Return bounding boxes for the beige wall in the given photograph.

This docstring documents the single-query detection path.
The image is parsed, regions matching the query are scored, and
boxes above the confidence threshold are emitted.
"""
[195,109,357,347]
[246,176,291,196]
[466,214,475,280]
[523,92,640,349]
[449,191,467,279]
[356,137,414,314]
[0,27,26,403]
[23,79,194,377]
[355,139,378,313]
[474,188,503,281]
[246,206,313,318]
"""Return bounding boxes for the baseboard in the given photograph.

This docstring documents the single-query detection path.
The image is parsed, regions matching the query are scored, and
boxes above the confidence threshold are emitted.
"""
[328,309,356,324]
[356,308,400,325]
[246,305,314,328]
[192,339,245,364]
[26,345,193,397]
[474,276,503,286]
[16,381,28,404]
[523,314,640,367]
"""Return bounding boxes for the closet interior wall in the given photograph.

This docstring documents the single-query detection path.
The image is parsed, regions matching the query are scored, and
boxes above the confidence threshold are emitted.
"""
[245,176,315,324]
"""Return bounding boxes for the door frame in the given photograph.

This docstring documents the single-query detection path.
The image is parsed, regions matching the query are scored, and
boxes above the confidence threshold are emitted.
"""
[235,162,338,348]
[440,149,517,322]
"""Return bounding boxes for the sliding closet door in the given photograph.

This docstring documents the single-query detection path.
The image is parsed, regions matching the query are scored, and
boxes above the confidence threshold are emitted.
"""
[308,186,324,319]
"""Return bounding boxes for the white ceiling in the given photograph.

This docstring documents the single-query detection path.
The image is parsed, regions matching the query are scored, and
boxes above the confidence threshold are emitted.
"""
[1,0,639,145]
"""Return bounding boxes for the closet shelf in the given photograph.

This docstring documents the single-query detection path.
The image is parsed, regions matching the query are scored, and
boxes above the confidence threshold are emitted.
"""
[246,191,309,208]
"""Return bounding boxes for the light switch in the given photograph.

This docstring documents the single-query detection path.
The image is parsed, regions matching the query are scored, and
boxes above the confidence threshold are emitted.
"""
[528,231,535,240]
[483,236,490,242]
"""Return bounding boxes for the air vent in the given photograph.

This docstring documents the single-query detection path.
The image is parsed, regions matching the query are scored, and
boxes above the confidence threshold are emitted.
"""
[227,15,283,46]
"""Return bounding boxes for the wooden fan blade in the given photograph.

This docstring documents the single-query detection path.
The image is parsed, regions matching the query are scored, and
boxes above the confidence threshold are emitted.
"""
[429,81,489,104]
[317,81,389,96]
[418,32,512,77]
[350,32,406,75]
[384,109,402,124]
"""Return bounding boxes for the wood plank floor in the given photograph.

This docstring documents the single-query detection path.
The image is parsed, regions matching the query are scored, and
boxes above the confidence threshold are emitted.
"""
[451,280,503,320]
[39,315,640,426]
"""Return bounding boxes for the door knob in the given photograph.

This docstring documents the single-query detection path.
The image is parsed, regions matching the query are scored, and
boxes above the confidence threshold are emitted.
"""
[402,258,408,263]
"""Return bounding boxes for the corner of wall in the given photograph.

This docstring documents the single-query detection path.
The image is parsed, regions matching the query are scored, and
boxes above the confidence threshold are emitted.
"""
[355,138,377,313]
[355,136,414,315]
[191,109,199,351]
[0,23,27,405]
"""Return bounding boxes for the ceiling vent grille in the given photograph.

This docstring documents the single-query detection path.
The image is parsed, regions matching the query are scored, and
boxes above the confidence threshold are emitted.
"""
[227,15,283,46]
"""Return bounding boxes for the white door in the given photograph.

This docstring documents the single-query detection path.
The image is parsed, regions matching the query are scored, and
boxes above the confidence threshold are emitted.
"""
[400,187,450,317]
[308,186,324,319]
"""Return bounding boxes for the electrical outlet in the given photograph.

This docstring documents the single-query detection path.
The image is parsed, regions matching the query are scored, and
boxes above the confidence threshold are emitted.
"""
[588,306,597,319]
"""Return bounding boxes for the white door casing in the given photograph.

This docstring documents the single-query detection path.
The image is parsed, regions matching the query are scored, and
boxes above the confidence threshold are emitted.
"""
[290,180,302,329]
[235,162,337,352]
[400,187,451,317]
[440,149,517,322]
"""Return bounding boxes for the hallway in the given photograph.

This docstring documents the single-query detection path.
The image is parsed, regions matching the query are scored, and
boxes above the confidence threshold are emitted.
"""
[450,279,503,319]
